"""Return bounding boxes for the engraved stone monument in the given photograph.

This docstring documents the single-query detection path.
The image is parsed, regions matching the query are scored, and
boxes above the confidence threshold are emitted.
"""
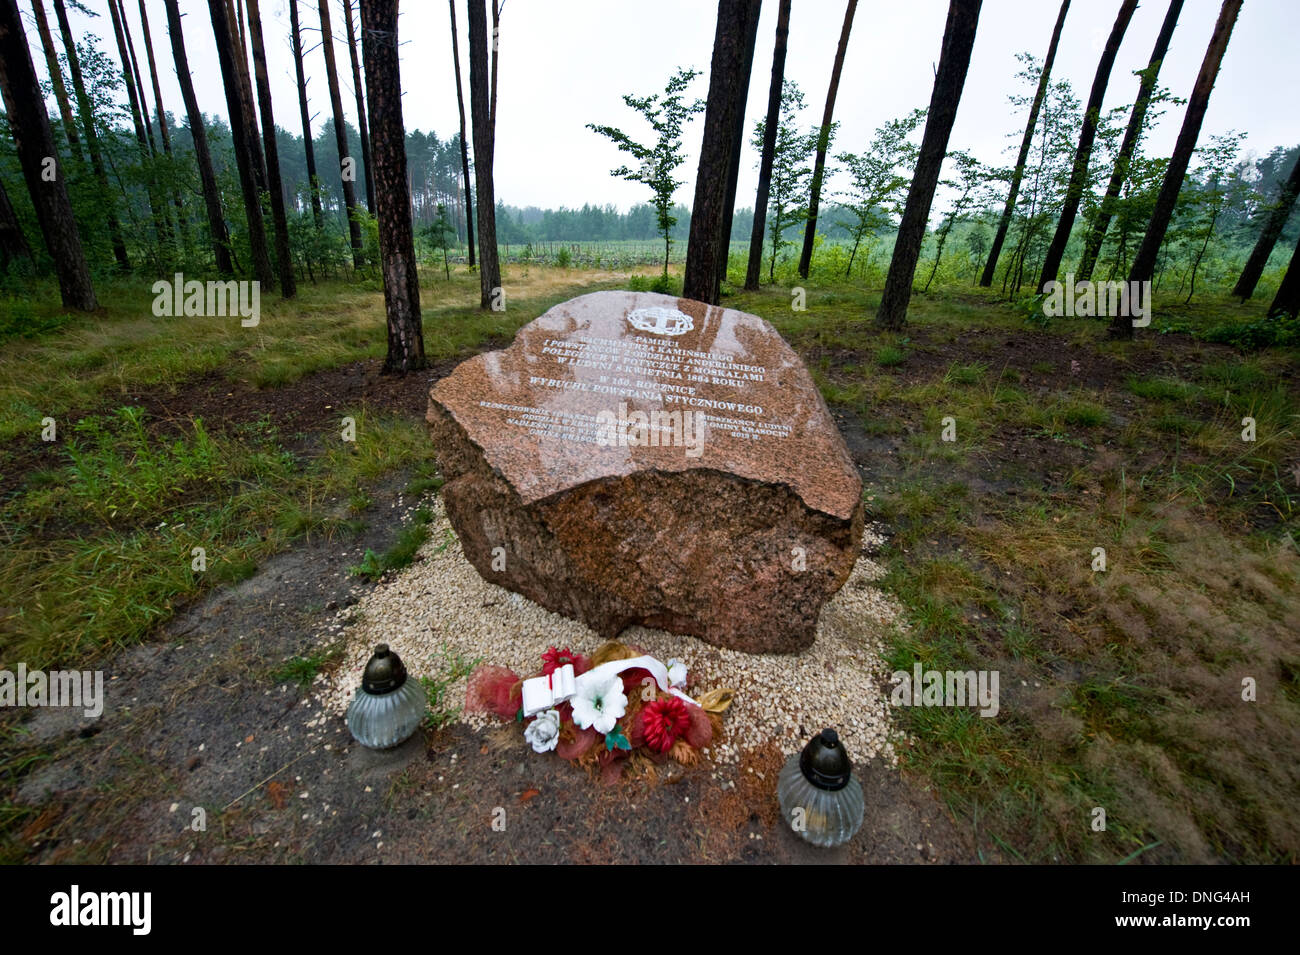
[427,291,863,653]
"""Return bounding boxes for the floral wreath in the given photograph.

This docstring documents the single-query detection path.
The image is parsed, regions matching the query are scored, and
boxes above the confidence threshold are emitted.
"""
[465,641,734,785]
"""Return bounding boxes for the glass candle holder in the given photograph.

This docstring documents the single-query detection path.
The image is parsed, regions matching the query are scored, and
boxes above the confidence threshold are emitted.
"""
[346,644,427,750]
[777,728,865,848]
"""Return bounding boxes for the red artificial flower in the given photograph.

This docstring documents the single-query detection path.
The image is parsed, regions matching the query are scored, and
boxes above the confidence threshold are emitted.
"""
[619,666,649,696]
[541,646,588,677]
[641,696,692,753]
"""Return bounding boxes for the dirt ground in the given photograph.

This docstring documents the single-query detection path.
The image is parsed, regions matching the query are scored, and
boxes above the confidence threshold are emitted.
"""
[5,352,979,865]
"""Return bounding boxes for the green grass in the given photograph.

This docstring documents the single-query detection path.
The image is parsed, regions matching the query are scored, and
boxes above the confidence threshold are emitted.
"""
[875,344,907,367]
[273,643,345,688]
[1154,412,1198,436]
[1061,400,1109,428]
[1023,395,1109,435]
[1127,376,1199,402]
[944,362,988,386]
[627,273,680,295]
[405,470,445,498]
[348,509,436,582]
[0,298,73,342]
[1199,358,1267,391]
[0,406,437,668]
[420,647,482,731]
[742,275,1300,863]
[865,367,1298,863]
[0,267,633,446]
[0,263,658,668]
[1,265,1297,866]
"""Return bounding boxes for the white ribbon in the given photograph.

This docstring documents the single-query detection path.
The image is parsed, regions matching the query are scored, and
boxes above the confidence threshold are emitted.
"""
[520,654,696,717]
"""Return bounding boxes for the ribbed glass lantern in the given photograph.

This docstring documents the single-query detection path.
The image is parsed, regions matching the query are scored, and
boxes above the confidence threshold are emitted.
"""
[777,728,865,848]
[346,644,427,750]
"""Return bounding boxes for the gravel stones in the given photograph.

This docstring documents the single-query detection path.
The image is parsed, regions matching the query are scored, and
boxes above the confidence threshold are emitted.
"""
[317,497,902,769]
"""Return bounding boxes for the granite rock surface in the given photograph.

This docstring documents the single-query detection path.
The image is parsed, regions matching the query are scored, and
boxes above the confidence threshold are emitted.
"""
[427,291,863,653]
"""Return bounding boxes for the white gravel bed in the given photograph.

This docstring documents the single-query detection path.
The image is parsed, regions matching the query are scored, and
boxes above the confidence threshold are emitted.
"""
[315,496,905,767]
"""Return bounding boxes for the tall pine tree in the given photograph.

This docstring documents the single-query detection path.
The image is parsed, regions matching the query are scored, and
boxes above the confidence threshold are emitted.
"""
[1036,0,1138,292]
[1112,0,1241,338]
[877,0,981,329]
[360,0,426,372]
[0,0,96,309]
[745,0,791,291]
[683,0,761,305]
[164,0,233,274]
[797,0,857,279]
[468,0,501,309]
[980,0,1069,287]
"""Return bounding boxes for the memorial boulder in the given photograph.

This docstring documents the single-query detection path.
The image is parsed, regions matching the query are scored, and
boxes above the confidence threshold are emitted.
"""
[427,291,863,654]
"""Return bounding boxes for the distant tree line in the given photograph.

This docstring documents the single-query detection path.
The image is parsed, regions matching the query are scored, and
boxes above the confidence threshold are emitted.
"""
[2,0,1298,377]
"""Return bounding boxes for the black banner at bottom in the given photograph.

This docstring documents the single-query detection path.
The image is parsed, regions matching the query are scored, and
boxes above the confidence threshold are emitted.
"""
[0,862,1286,941]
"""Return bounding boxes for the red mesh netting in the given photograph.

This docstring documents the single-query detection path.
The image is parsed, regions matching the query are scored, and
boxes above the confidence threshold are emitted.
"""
[465,665,522,721]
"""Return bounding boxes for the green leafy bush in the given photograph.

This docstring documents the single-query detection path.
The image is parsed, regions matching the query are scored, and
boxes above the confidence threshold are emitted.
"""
[1202,313,1300,351]
[627,273,678,295]
[0,301,71,342]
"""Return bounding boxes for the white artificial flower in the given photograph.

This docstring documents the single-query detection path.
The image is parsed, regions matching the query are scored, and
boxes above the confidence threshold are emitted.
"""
[570,674,627,735]
[524,708,562,753]
[666,658,688,688]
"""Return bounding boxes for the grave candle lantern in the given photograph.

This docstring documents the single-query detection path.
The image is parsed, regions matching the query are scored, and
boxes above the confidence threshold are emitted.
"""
[346,644,426,750]
[777,728,865,848]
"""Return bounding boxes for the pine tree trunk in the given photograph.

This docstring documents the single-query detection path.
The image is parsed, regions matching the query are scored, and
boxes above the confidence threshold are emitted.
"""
[1268,229,1300,318]
[449,0,475,268]
[343,0,375,213]
[164,0,233,274]
[360,0,426,373]
[247,0,297,296]
[120,0,175,257]
[0,0,96,308]
[798,0,857,279]
[208,0,275,288]
[135,0,170,152]
[137,0,192,255]
[290,0,324,231]
[683,0,761,306]
[1037,0,1137,292]
[0,174,32,270]
[226,0,268,194]
[718,0,762,284]
[319,0,364,267]
[122,0,174,253]
[117,0,158,156]
[745,0,790,291]
[980,0,1068,287]
[52,0,129,270]
[876,0,980,330]
[468,0,500,309]
[29,0,82,162]
[1234,153,1300,299]
[1078,0,1181,282]
[1113,0,1241,338]
[490,0,499,135]
[108,0,170,253]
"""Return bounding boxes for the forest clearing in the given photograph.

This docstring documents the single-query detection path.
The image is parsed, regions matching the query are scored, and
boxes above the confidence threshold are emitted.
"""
[0,0,1297,897]
[1,262,1295,865]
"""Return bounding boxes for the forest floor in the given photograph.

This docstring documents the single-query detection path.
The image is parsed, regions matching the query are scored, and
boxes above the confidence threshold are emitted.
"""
[0,264,1296,864]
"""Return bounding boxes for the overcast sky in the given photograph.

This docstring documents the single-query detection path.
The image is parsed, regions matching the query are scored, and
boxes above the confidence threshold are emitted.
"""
[46,0,1300,212]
